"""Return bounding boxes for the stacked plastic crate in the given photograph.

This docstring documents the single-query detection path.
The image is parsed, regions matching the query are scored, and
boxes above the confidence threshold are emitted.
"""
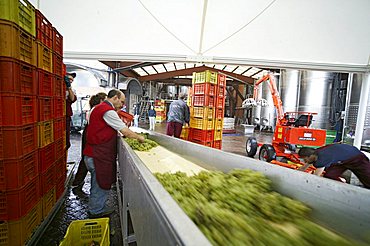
[155,99,166,123]
[188,70,218,147]
[0,1,64,244]
[213,73,226,149]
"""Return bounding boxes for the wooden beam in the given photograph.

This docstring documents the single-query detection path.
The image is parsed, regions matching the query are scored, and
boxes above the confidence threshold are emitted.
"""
[232,84,245,101]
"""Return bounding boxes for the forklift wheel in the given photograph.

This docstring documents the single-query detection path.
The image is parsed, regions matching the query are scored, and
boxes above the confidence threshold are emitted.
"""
[259,144,276,162]
[246,137,258,157]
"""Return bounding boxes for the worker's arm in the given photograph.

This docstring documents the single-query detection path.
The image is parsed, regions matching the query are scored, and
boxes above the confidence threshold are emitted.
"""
[104,110,145,142]
[298,163,311,172]
[66,87,76,101]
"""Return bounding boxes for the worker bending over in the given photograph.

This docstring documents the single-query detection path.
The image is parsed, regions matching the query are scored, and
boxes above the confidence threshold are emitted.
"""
[84,89,145,218]
[298,143,370,189]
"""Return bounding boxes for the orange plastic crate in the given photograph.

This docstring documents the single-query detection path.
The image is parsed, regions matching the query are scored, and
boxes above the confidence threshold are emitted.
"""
[0,149,39,191]
[55,154,66,181]
[0,20,37,66]
[41,163,56,195]
[191,106,214,119]
[0,57,37,95]
[217,73,226,87]
[38,142,55,173]
[54,96,64,118]
[190,139,212,147]
[214,108,224,119]
[52,27,63,56]
[0,93,37,126]
[212,140,222,149]
[54,75,65,97]
[189,128,214,142]
[216,86,226,98]
[53,117,66,141]
[35,10,53,49]
[37,69,53,96]
[53,52,63,76]
[193,83,216,96]
[0,124,37,159]
[192,95,215,107]
[55,174,66,200]
[0,176,40,220]
[38,96,54,121]
[36,41,53,72]
[54,138,65,160]
[215,97,225,109]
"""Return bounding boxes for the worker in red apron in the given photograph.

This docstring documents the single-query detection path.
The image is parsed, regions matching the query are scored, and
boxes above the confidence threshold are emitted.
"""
[298,143,370,189]
[84,89,145,218]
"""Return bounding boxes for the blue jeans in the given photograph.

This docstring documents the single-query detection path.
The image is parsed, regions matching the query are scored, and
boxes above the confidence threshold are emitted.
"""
[84,156,110,214]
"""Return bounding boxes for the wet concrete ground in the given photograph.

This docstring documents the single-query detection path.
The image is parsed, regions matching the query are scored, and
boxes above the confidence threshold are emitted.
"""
[34,122,270,245]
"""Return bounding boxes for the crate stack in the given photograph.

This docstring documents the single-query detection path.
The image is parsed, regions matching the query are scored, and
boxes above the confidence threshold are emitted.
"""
[0,0,65,245]
[187,70,226,149]
[155,99,166,123]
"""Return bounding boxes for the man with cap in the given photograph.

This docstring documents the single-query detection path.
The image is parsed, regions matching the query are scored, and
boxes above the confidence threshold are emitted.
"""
[65,72,77,150]
[298,143,370,188]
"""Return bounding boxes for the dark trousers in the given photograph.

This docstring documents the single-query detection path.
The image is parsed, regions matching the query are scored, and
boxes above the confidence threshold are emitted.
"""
[72,124,88,186]
[324,153,370,188]
[166,122,183,138]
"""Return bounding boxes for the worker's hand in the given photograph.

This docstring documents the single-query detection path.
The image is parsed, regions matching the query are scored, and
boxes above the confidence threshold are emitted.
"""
[137,135,145,143]
[64,76,71,88]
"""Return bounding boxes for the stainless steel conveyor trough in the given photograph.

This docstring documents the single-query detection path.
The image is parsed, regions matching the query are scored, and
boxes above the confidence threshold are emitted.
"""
[117,131,370,245]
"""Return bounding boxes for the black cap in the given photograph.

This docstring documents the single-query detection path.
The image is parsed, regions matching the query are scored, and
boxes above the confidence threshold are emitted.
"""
[67,72,76,78]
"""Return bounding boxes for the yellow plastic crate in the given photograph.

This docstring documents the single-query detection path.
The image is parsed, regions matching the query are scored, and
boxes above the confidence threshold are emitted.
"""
[0,20,37,66]
[37,41,53,72]
[180,126,189,140]
[194,70,217,84]
[0,0,36,37]
[60,218,110,246]
[190,117,214,130]
[214,129,222,141]
[42,187,56,219]
[38,120,54,148]
[214,119,223,130]
[191,106,214,119]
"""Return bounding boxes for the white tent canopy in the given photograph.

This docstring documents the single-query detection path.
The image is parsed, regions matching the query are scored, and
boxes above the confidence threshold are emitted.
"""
[32,0,370,72]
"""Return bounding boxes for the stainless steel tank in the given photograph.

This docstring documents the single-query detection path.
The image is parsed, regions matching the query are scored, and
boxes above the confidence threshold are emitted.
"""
[167,85,177,98]
[179,86,189,95]
[298,71,335,129]
[260,74,277,128]
[279,69,300,112]
[252,84,262,125]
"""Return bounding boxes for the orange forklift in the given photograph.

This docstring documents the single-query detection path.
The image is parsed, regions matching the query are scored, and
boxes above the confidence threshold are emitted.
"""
[246,73,327,172]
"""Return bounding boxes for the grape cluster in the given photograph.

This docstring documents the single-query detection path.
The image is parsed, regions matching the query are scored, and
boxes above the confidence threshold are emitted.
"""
[155,170,356,245]
[125,137,158,151]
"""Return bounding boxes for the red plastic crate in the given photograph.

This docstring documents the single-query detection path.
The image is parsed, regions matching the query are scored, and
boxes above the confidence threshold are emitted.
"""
[54,138,65,160]
[0,57,37,95]
[53,52,63,77]
[214,108,224,119]
[55,174,66,200]
[193,83,216,96]
[38,142,55,173]
[215,97,225,109]
[212,140,222,149]
[52,27,63,56]
[217,74,226,87]
[188,128,214,142]
[190,139,212,147]
[0,124,37,159]
[54,75,65,97]
[216,86,226,98]
[192,95,215,107]
[54,96,64,118]
[42,187,55,219]
[0,149,39,191]
[0,93,37,126]
[0,176,40,220]
[53,117,66,141]
[37,69,53,96]
[41,163,56,195]
[38,96,54,121]
[54,154,66,181]
[35,10,53,49]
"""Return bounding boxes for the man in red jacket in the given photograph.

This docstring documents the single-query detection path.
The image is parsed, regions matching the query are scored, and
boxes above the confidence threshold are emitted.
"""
[84,89,145,218]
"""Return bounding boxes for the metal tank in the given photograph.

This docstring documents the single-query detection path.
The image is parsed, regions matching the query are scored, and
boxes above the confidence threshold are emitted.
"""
[167,85,177,98]
[252,84,262,125]
[279,69,300,112]
[179,86,189,96]
[260,74,278,129]
[298,71,335,129]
